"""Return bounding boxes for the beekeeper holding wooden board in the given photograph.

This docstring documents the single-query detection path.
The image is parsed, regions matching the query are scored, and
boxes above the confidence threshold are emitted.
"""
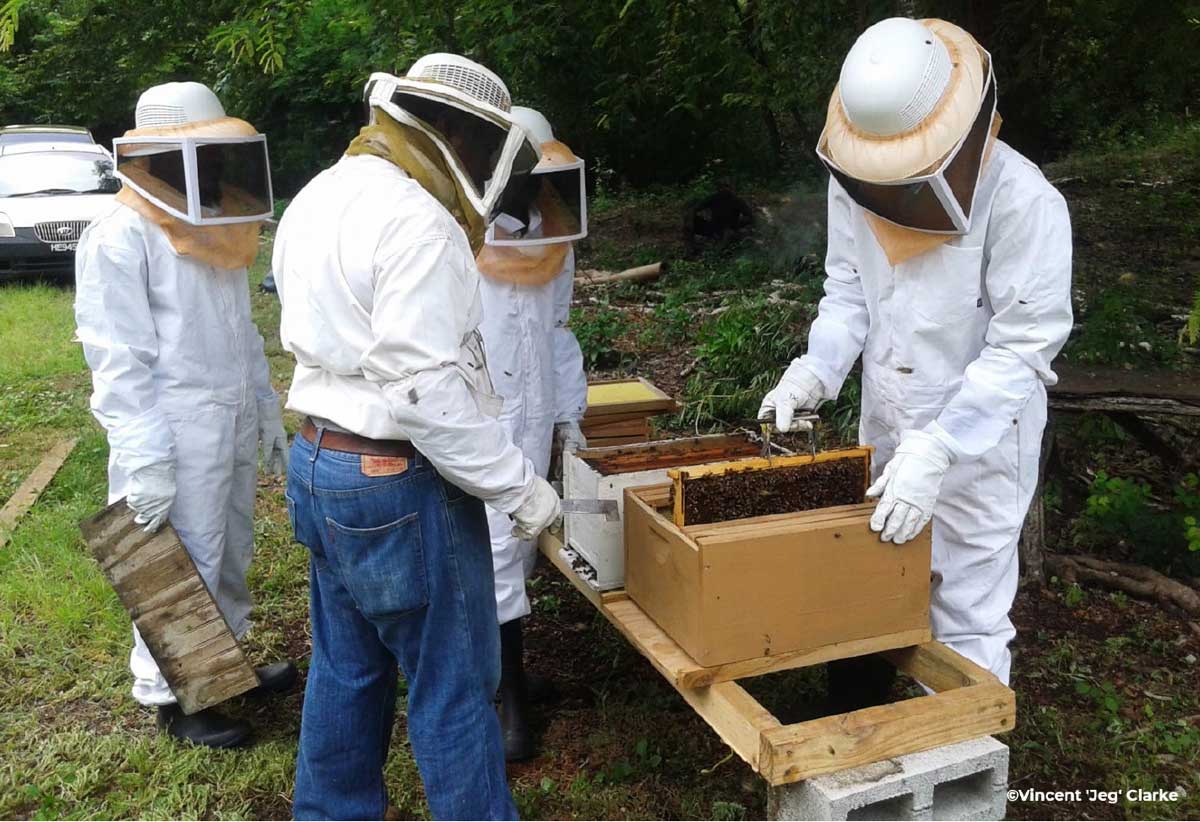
[74,81,297,748]
[759,18,1073,699]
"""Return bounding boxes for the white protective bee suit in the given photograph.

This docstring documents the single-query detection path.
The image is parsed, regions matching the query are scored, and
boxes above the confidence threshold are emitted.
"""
[763,19,1073,684]
[75,83,284,706]
[477,108,589,625]
[479,234,587,624]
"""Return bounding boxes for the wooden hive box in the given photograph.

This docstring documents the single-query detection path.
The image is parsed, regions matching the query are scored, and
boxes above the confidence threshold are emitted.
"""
[564,434,771,590]
[624,448,931,668]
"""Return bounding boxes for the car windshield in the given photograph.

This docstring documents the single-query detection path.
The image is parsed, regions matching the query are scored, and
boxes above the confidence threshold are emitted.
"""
[0,131,91,145]
[0,152,119,197]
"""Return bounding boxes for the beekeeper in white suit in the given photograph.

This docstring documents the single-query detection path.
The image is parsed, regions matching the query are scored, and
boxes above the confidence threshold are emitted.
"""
[274,55,560,820]
[759,18,1072,697]
[476,105,588,761]
[75,81,296,749]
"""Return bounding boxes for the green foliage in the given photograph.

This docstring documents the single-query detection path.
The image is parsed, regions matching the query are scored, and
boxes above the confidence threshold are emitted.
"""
[1181,288,1200,347]
[681,296,811,427]
[711,800,747,821]
[1074,679,1123,731]
[1066,288,1178,367]
[7,0,1197,192]
[593,737,662,786]
[570,300,627,370]
[1076,470,1200,575]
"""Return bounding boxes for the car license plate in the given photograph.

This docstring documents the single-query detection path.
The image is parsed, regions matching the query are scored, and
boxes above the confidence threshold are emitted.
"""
[50,242,78,252]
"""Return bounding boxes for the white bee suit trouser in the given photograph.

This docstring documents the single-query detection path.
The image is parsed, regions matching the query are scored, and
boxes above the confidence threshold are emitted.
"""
[75,203,275,706]
[799,143,1073,685]
[479,250,587,625]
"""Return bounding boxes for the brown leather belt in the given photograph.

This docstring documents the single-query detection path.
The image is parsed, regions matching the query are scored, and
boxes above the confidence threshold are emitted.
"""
[300,418,416,458]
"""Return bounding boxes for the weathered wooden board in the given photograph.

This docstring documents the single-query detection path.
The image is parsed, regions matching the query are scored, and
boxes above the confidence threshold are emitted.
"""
[0,438,77,549]
[80,500,259,714]
[758,678,1016,785]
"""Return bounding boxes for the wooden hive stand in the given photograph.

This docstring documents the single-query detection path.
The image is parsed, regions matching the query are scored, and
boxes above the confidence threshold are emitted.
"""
[538,528,1015,787]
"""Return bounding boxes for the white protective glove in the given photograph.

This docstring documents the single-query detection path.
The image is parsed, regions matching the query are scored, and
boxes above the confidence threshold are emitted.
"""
[867,430,953,545]
[553,420,588,454]
[511,476,562,541]
[126,461,176,534]
[257,398,289,477]
[756,360,827,432]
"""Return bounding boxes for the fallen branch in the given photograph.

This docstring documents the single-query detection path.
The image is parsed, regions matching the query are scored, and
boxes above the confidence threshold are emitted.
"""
[1045,553,1200,616]
[576,262,663,287]
[0,438,78,549]
[1114,178,1173,189]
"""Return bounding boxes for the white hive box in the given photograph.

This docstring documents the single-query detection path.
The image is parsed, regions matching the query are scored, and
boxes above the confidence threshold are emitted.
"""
[563,434,769,590]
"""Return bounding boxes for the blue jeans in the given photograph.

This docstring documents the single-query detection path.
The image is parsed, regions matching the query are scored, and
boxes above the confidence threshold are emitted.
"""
[287,431,517,821]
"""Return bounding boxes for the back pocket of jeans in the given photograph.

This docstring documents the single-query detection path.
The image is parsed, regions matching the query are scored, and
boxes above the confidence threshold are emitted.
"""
[326,512,429,620]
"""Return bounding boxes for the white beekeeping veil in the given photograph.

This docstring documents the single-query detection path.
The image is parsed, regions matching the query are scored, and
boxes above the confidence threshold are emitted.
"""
[113,82,273,227]
[363,54,538,225]
[487,106,588,247]
[817,18,998,235]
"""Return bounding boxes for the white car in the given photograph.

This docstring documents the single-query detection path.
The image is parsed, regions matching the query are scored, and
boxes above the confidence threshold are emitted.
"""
[0,124,99,148]
[0,141,119,281]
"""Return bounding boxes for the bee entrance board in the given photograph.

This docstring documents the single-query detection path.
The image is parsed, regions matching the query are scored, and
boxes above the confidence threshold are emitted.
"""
[669,449,871,526]
[627,447,931,668]
[80,500,260,714]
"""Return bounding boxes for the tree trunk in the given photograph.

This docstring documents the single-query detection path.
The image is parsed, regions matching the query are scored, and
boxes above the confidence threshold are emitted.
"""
[762,107,782,166]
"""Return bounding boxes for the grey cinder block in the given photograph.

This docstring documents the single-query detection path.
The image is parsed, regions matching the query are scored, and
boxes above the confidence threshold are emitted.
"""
[768,736,1009,821]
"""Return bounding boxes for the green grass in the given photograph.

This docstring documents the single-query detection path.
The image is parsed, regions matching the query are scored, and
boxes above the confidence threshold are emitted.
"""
[0,261,317,819]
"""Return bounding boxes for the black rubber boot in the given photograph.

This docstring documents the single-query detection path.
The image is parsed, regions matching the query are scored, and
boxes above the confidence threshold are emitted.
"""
[498,618,536,762]
[825,655,897,715]
[156,704,253,749]
[246,660,300,698]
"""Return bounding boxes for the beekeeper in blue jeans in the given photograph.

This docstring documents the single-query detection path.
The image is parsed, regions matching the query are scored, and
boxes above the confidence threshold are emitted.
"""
[273,53,558,820]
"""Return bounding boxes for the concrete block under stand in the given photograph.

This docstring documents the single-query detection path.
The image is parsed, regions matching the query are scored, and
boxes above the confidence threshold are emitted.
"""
[767,736,1009,821]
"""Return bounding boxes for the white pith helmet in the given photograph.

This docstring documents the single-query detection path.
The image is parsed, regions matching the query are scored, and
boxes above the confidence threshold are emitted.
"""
[135,82,226,129]
[509,106,554,151]
[838,17,953,137]
[406,52,512,113]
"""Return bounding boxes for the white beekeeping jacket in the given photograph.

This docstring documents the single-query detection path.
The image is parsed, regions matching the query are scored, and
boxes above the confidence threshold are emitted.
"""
[273,154,536,513]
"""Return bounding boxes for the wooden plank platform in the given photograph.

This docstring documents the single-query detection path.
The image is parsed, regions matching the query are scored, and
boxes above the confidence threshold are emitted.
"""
[81,500,260,714]
[538,531,1015,786]
[0,438,77,548]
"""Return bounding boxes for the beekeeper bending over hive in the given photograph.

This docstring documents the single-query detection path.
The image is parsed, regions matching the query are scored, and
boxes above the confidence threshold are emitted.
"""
[475,105,589,761]
[759,18,1072,703]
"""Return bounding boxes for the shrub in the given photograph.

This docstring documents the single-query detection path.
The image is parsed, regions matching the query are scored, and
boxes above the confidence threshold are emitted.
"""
[681,296,811,427]
[570,301,627,370]
[1075,470,1200,575]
